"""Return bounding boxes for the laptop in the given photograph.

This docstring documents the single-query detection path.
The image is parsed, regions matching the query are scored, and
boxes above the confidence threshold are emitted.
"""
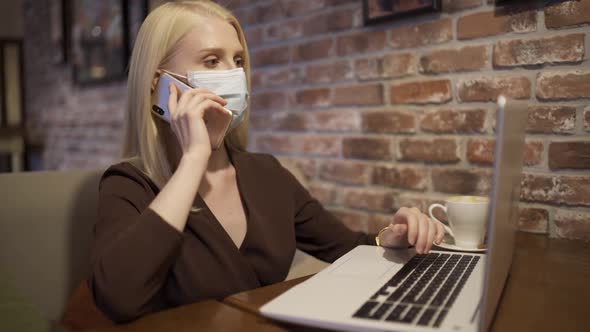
[260,96,528,332]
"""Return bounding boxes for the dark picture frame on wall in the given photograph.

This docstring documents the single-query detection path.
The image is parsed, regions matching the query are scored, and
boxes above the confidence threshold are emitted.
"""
[363,0,441,25]
[64,0,148,85]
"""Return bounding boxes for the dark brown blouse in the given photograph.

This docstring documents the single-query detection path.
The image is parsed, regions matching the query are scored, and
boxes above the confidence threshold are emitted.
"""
[88,143,376,323]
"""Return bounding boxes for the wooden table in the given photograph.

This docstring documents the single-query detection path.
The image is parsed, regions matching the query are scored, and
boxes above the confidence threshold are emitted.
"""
[91,233,590,331]
[224,232,590,332]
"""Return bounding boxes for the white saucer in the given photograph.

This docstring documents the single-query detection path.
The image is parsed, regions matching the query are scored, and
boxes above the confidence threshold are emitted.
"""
[433,241,487,253]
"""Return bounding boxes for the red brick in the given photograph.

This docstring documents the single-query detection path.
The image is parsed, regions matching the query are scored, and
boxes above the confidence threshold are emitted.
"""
[518,207,549,234]
[330,208,369,233]
[520,174,590,206]
[251,46,290,67]
[390,79,452,105]
[442,0,481,12]
[362,110,416,134]
[302,8,356,36]
[276,157,317,179]
[293,38,333,62]
[244,27,263,47]
[549,142,590,170]
[260,67,304,87]
[421,109,486,134]
[249,112,309,132]
[389,18,453,48]
[336,31,386,56]
[342,137,393,160]
[250,72,262,90]
[467,138,495,165]
[341,187,395,213]
[467,138,543,166]
[282,0,325,16]
[301,136,341,157]
[554,209,590,241]
[398,138,459,163]
[265,20,302,41]
[295,88,331,107]
[305,60,353,84]
[255,135,298,154]
[493,34,584,67]
[319,160,371,185]
[334,84,383,106]
[527,105,576,134]
[536,71,590,100]
[309,111,360,132]
[523,141,544,166]
[250,91,287,111]
[432,169,493,195]
[256,2,286,22]
[355,53,417,80]
[233,7,257,25]
[309,182,338,205]
[545,0,590,29]
[457,11,536,40]
[420,46,488,74]
[457,76,531,102]
[373,165,427,191]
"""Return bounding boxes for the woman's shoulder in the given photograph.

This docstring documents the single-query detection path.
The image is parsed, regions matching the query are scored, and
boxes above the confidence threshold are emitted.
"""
[99,160,158,194]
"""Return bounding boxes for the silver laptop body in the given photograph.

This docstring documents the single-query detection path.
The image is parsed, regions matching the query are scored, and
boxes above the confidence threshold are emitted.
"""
[261,97,528,332]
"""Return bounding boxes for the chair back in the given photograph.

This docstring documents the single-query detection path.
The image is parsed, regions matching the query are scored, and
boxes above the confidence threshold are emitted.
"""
[0,170,102,321]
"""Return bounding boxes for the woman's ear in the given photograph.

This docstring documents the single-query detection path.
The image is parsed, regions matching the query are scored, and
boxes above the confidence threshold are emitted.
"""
[151,70,162,94]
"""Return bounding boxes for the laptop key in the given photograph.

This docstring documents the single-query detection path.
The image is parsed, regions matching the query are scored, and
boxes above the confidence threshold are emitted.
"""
[385,304,407,322]
[401,305,421,323]
[370,302,393,320]
[352,300,379,318]
[417,308,437,326]
[433,309,448,327]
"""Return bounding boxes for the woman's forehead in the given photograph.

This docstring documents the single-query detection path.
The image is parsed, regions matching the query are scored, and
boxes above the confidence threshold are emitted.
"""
[180,17,243,53]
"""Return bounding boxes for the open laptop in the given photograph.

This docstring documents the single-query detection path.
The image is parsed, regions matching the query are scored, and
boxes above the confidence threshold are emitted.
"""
[261,96,528,332]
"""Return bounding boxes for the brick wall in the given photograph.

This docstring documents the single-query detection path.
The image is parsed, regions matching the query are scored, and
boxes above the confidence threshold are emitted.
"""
[23,0,589,240]
[230,0,590,241]
[23,0,127,170]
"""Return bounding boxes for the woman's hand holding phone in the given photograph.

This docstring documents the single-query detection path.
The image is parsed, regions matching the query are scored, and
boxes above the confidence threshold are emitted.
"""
[167,82,227,163]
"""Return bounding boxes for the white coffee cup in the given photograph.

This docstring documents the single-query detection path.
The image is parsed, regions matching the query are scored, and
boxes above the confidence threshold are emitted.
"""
[428,196,489,248]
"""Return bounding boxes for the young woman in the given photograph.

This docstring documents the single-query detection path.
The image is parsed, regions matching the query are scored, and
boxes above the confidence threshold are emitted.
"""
[89,0,445,323]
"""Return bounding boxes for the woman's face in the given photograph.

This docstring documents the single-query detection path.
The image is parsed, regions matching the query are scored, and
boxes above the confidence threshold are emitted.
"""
[164,16,245,76]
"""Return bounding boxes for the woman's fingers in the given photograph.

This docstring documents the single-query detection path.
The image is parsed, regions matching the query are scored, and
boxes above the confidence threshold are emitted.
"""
[400,209,419,246]
[425,218,436,253]
[435,220,445,245]
[415,214,429,254]
[168,83,178,116]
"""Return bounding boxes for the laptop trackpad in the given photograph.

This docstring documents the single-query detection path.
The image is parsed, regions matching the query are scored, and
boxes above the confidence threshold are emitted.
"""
[329,254,396,280]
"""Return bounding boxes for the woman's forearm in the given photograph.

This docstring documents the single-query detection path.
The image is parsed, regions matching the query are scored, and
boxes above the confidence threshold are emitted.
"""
[148,154,208,232]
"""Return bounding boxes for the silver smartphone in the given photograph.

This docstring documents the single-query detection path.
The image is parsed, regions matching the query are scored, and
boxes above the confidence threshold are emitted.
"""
[151,73,233,150]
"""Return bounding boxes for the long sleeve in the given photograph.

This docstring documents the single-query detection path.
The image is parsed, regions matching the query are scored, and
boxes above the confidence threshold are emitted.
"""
[88,165,183,323]
[270,157,377,263]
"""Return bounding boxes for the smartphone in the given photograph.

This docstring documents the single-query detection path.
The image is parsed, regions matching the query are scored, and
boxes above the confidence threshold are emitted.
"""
[151,73,233,150]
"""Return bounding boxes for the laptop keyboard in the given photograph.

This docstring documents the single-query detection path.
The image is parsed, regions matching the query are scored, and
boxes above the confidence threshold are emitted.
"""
[352,253,480,328]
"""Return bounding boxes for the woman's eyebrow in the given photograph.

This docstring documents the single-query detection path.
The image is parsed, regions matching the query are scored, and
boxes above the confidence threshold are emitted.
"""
[198,47,244,56]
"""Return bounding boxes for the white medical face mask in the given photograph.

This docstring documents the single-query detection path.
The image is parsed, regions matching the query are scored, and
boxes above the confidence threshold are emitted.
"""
[167,68,249,132]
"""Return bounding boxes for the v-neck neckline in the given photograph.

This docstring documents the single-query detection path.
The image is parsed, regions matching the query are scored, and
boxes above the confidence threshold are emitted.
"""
[195,142,251,253]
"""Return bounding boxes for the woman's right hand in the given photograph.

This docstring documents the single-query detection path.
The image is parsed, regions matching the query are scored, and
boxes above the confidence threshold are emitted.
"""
[167,82,227,162]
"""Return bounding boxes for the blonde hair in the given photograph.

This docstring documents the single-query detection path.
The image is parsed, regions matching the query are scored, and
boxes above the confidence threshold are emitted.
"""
[121,0,251,188]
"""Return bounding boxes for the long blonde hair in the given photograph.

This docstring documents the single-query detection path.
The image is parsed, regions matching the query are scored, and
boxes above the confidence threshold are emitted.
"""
[121,0,250,188]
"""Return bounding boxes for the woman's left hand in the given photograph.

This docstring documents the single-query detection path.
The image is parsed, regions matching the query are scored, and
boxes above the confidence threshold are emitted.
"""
[378,207,445,254]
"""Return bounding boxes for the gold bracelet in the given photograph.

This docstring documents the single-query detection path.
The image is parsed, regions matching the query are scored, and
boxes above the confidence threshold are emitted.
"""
[375,226,390,247]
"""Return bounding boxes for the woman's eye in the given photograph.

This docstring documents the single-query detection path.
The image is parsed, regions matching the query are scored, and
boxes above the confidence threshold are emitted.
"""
[235,57,244,67]
[204,58,219,67]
